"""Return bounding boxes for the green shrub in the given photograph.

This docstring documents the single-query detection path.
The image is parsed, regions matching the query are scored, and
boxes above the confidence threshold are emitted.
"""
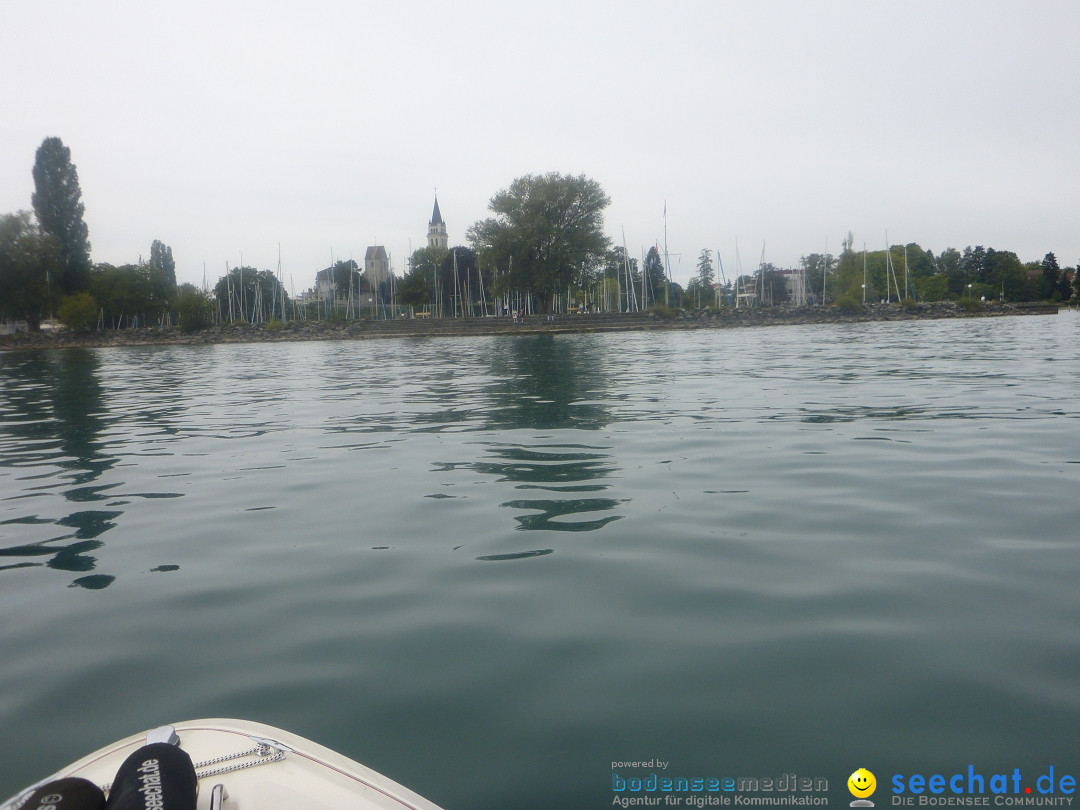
[57,291,99,330]
[176,287,215,333]
[834,294,864,313]
[647,303,675,319]
[900,297,918,311]
[958,298,984,313]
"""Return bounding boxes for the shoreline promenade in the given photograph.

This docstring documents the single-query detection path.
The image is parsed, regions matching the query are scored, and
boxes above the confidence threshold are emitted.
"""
[0,301,1060,352]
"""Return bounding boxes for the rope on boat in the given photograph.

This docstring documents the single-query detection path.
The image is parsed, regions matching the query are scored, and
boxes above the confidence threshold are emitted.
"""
[193,740,287,780]
[97,737,287,792]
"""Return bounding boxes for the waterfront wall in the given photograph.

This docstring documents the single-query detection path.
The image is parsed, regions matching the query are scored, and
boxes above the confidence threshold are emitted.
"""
[0,301,1060,351]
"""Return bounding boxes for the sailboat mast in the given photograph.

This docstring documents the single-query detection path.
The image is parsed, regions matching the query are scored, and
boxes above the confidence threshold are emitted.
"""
[636,249,641,311]
[822,238,828,306]
[238,255,245,322]
[453,249,460,318]
[904,244,910,300]
[663,202,670,307]
[278,243,286,322]
[759,241,767,305]
[863,243,868,304]
[620,227,635,312]
[884,233,891,303]
[735,238,742,309]
[477,257,487,317]
[884,231,901,303]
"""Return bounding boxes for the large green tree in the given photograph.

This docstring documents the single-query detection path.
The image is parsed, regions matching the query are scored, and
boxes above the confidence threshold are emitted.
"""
[643,245,666,306]
[318,259,363,301]
[406,246,451,313]
[32,137,91,294]
[214,266,288,323]
[904,244,936,279]
[400,245,446,311]
[90,262,176,328]
[693,248,715,307]
[596,246,640,311]
[938,247,963,295]
[603,246,639,285]
[800,252,832,303]
[175,283,214,332]
[0,211,62,330]
[1040,253,1063,301]
[831,233,861,301]
[1061,265,1076,302]
[467,172,610,313]
[983,249,1032,301]
[439,246,487,316]
[756,262,790,306]
[56,291,98,330]
[149,240,176,288]
[959,246,988,288]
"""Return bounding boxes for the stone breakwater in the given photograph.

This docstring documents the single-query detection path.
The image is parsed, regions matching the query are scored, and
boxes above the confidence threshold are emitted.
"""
[0,301,1059,351]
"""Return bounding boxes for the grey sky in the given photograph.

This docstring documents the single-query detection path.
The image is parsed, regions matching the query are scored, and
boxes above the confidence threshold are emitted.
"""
[2,0,1078,290]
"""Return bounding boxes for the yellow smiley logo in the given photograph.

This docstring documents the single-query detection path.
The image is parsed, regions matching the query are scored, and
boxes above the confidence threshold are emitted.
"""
[848,768,877,798]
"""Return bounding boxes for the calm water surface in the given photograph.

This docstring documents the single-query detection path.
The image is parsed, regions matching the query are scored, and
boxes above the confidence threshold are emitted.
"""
[1,314,1078,809]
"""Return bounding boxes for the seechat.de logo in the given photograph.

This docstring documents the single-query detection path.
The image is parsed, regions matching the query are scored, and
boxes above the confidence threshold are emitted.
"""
[850,768,878,807]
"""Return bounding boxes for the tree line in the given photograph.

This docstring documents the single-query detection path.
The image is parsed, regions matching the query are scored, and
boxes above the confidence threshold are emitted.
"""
[0,138,294,332]
[821,236,1074,307]
[400,174,1076,316]
[0,138,214,332]
[3,144,1076,335]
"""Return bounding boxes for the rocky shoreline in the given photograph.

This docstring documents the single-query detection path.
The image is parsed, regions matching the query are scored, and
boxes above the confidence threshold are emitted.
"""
[0,301,1060,352]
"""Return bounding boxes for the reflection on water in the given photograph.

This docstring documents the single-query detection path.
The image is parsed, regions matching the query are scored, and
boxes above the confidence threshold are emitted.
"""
[467,444,616,490]
[68,573,115,590]
[483,335,612,431]
[500,496,624,531]
[476,549,554,562]
[488,443,624,532]
[408,335,627,544]
[51,350,113,486]
[437,442,626,536]
[0,351,123,587]
[476,336,626,536]
[1,349,198,588]
[1,316,1079,810]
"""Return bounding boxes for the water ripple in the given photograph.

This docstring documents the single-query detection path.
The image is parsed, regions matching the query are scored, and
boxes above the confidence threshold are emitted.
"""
[1,315,1079,809]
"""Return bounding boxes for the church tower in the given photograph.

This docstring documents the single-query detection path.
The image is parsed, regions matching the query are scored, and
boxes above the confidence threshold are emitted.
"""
[427,193,448,250]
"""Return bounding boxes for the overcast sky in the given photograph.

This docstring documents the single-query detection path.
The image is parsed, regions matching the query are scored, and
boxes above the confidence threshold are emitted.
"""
[2,0,1078,289]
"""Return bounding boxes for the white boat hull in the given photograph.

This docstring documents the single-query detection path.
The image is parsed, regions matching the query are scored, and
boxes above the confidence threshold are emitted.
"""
[2,718,446,810]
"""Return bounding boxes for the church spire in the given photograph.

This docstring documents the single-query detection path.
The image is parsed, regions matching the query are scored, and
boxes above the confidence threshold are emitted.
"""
[427,191,447,249]
[430,192,444,226]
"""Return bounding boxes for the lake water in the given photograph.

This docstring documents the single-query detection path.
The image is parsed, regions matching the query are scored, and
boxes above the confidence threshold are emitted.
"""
[1,313,1078,810]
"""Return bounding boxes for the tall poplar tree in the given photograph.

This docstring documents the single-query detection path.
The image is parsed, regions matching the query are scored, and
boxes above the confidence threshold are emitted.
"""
[32,137,91,294]
[149,239,176,288]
